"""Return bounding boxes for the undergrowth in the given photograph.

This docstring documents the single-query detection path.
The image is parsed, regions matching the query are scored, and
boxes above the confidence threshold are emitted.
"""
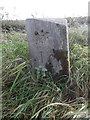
[1,26,89,120]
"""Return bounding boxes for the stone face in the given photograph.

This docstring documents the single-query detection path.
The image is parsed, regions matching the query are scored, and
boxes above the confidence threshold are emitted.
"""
[25,18,70,79]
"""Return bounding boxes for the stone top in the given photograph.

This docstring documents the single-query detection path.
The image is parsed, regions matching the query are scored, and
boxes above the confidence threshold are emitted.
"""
[26,18,67,26]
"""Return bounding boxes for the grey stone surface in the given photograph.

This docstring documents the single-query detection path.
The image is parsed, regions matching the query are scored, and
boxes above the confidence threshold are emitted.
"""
[25,18,70,79]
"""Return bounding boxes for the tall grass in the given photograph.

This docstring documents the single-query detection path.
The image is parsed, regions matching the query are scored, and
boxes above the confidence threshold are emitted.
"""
[2,26,89,119]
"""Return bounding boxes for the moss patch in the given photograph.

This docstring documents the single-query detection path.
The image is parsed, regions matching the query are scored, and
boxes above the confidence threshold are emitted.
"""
[46,49,69,80]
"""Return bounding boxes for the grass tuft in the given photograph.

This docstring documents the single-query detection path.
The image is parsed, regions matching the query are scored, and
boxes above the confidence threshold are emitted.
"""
[2,26,89,119]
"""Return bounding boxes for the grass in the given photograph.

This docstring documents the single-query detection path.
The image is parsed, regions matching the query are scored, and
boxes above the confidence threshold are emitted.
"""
[1,25,89,119]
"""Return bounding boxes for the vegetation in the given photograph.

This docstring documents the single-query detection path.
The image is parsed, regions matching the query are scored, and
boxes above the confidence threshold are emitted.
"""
[1,22,89,119]
[2,20,25,33]
[1,16,87,33]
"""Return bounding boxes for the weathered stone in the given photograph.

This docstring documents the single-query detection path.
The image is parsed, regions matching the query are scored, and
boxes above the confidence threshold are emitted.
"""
[25,18,70,79]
